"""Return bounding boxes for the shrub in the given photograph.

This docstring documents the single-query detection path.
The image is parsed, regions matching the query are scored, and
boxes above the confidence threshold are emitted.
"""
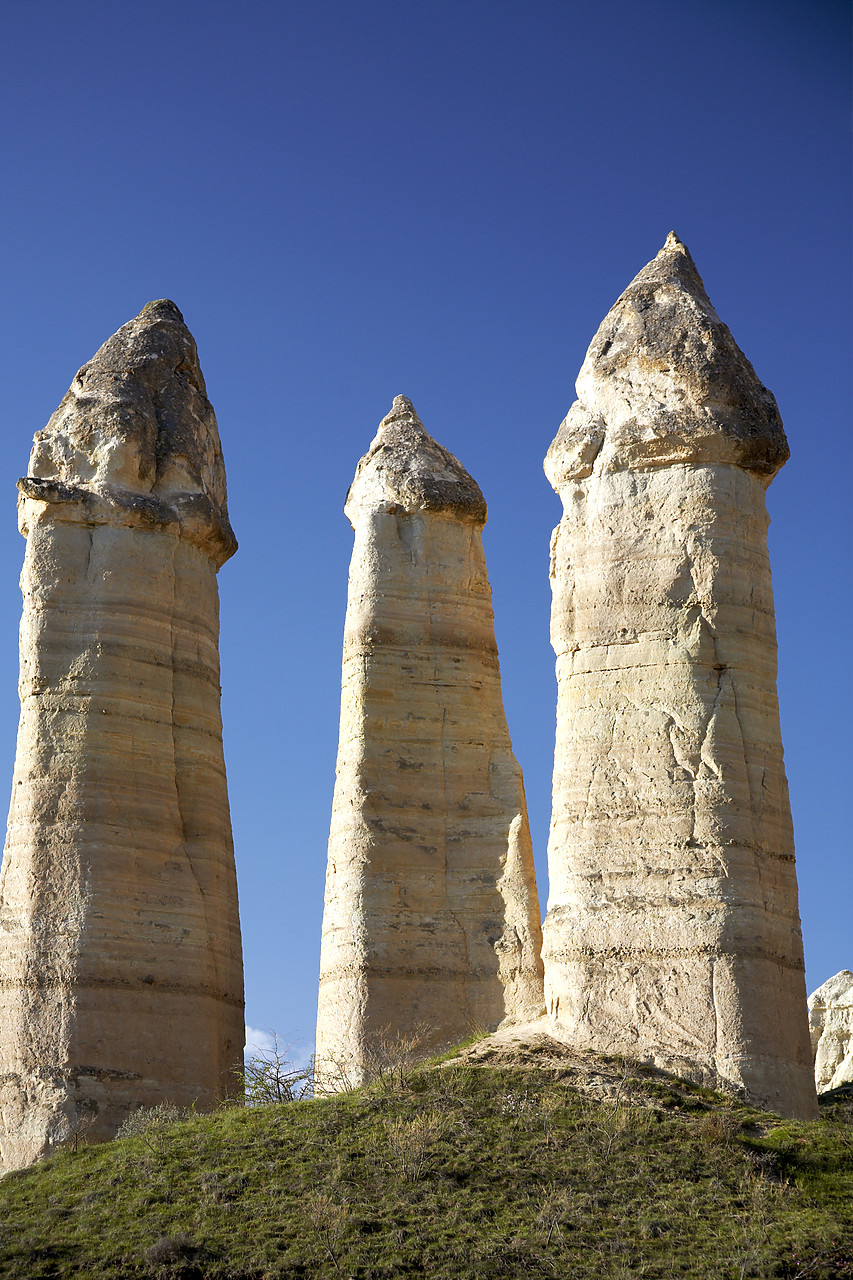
[115,1101,192,1154]
[144,1232,197,1264]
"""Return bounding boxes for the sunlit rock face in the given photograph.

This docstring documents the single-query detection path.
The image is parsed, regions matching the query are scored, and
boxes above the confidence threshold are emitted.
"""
[0,301,244,1173]
[316,397,544,1086]
[809,971,853,1094]
[542,235,816,1119]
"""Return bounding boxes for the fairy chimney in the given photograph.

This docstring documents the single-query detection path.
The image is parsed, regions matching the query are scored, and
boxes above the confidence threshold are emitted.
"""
[316,397,544,1085]
[542,235,817,1119]
[0,301,244,1172]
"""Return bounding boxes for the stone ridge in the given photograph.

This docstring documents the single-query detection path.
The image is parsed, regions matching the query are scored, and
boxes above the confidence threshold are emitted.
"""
[345,395,487,523]
[20,299,236,566]
[545,232,789,486]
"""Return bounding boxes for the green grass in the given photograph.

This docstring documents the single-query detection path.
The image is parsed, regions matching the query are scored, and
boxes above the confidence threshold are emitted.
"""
[1,1059,851,1278]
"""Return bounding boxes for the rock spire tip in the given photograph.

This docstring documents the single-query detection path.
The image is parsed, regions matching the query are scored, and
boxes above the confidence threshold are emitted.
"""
[139,299,185,324]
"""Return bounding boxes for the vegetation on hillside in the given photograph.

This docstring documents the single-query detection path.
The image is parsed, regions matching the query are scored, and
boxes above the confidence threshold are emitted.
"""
[1,1045,851,1279]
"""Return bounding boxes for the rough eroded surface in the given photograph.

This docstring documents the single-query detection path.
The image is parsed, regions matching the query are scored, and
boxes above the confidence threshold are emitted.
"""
[809,971,853,1094]
[542,235,816,1119]
[0,301,244,1172]
[316,397,544,1085]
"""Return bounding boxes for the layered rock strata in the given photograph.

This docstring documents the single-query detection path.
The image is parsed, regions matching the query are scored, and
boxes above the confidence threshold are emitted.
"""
[0,301,244,1173]
[316,397,544,1085]
[542,234,816,1118]
[809,971,853,1094]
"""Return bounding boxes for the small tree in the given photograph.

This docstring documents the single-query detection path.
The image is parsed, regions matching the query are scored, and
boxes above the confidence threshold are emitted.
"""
[240,1032,311,1105]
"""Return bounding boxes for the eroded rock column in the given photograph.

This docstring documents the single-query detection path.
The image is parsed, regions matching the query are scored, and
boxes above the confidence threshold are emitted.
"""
[316,397,543,1084]
[809,972,853,1094]
[0,301,244,1172]
[543,235,816,1118]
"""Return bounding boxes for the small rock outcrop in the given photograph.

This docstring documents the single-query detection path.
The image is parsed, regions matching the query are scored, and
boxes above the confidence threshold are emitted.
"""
[316,397,544,1085]
[542,234,817,1119]
[809,971,853,1094]
[0,302,244,1173]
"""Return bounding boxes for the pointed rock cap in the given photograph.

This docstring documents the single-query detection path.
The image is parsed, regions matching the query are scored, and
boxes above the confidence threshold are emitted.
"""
[19,300,236,564]
[345,396,487,525]
[809,971,853,1012]
[545,233,789,488]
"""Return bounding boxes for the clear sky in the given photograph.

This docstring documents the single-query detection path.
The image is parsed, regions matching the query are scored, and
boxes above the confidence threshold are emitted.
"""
[0,0,849,1062]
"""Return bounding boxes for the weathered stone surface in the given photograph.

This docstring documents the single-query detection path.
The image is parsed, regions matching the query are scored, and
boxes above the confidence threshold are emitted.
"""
[0,302,244,1173]
[809,971,853,1094]
[316,397,544,1085]
[542,234,816,1119]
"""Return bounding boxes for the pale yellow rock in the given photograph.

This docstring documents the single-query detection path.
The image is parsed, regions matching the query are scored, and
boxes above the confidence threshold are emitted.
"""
[809,971,853,1094]
[0,301,244,1173]
[316,397,544,1086]
[542,235,816,1119]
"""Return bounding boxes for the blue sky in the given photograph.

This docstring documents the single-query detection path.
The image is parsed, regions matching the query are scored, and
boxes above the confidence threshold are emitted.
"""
[0,0,849,1061]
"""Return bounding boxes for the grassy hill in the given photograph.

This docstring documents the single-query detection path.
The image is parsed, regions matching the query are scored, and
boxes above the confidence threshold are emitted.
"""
[1,1039,851,1279]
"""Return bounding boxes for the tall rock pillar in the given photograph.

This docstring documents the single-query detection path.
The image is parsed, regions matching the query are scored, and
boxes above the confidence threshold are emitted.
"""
[0,301,244,1172]
[316,397,543,1084]
[543,235,816,1118]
